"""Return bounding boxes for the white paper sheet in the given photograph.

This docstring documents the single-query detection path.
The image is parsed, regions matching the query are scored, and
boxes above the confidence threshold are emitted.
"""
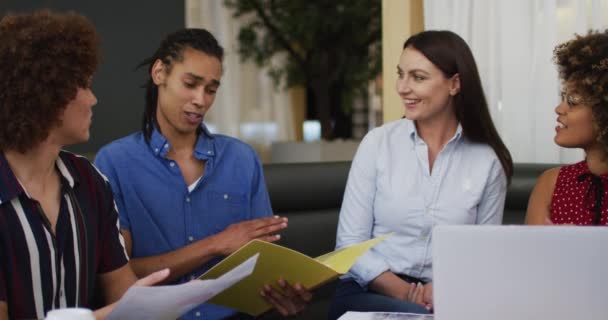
[338,312,434,320]
[108,253,259,320]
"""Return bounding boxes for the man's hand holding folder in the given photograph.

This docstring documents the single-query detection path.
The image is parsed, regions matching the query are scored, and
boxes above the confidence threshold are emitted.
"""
[199,234,391,316]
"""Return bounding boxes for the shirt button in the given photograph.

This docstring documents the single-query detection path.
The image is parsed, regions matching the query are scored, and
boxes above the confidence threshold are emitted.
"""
[207,150,212,154]
[186,197,191,202]
[170,162,175,167]
[188,236,194,242]
[164,144,169,149]
[195,311,201,317]
[224,194,228,200]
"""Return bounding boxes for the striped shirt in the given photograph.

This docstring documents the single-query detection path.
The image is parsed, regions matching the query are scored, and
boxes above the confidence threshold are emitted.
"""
[0,151,129,319]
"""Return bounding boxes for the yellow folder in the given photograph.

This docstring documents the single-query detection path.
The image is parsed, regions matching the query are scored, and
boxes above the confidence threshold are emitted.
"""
[198,234,390,316]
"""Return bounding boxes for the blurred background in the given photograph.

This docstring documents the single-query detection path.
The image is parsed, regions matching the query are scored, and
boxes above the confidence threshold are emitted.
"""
[1,0,607,163]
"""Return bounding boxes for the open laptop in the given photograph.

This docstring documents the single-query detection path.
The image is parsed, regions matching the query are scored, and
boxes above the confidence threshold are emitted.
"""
[432,225,608,320]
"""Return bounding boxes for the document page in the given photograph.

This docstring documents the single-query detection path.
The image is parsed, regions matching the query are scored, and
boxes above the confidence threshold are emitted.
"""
[107,254,258,320]
[338,311,434,320]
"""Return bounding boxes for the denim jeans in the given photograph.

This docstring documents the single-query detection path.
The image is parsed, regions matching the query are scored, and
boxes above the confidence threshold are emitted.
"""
[328,279,430,320]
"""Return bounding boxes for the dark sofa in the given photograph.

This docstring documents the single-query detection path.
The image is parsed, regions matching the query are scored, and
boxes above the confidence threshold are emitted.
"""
[259,162,555,320]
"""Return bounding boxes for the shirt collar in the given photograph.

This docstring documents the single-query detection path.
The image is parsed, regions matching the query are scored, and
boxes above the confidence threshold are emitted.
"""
[149,123,216,160]
[56,152,78,188]
[406,119,463,145]
[0,151,78,204]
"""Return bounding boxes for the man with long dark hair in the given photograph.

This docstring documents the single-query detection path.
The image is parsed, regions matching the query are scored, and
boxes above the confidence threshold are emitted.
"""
[95,29,311,319]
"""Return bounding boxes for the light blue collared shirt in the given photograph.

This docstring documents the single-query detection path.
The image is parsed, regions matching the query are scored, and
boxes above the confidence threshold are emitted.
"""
[336,119,506,286]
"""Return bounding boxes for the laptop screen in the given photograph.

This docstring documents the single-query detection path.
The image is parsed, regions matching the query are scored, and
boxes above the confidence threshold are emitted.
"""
[432,225,608,320]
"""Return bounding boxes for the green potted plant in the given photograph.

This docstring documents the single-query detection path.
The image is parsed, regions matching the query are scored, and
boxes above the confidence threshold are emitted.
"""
[225,0,382,139]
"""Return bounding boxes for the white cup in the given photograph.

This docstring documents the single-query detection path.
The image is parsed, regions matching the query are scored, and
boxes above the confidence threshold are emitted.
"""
[45,308,95,320]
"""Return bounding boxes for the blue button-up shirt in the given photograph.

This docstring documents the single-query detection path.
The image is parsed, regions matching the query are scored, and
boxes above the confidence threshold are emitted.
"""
[95,125,272,320]
[336,119,507,286]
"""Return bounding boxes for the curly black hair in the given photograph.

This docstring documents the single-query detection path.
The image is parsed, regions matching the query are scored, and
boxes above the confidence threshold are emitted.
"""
[0,10,100,152]
[554,29,608,153]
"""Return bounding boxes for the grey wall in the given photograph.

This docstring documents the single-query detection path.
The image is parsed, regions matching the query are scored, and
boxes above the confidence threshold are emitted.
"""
[0,1,185,155]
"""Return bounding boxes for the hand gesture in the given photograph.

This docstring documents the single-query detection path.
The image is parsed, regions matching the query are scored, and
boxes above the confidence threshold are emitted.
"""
[215,216,288,255]
[260,278,312,317]
[422,282,433,311]
[135,268,171,286]
[94,268,170,319]
[407,282,433,311]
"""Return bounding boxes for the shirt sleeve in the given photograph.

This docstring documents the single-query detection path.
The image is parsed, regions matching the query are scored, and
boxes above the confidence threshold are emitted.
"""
[335,130,390,287]
[0,252,5,302]
[476,158,507,224]
[249,153,273,219]
[91,153,130,273]
[94,148,131,231]
[96,171,130,273]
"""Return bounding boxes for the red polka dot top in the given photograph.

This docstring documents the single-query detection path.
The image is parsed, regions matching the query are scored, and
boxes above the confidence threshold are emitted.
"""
[550,160,608,225]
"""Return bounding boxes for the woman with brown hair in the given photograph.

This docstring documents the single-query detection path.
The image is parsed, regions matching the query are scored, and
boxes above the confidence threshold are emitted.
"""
[329,30,513,319]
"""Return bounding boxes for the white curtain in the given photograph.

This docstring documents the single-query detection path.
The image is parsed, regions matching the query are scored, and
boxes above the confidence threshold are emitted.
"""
[424,0,608,164]
[185,0,296,161]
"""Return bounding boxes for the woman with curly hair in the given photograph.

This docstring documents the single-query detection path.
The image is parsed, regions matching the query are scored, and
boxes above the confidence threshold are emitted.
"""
[0,10,167,319]
[526,30,608,226]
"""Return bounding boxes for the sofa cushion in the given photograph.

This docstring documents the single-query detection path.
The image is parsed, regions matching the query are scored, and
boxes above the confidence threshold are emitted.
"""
[264,162,351,213]
[503,163,556,224]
